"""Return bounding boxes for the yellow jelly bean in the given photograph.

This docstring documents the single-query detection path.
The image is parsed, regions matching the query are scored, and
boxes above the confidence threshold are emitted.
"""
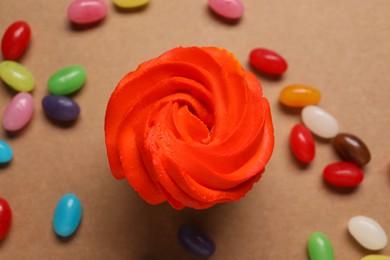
[113,0,149,8]
[362,255,390,260]
[279,84,321,107]
[0,61,35,92]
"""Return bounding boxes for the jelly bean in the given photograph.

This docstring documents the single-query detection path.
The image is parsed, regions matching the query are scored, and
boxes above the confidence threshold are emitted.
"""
[362,255,390,260]
[3,92,34,132]
[178,225,216,258]
[42,95,80,122]
[1,21,31,60]
[323,162,364,187]
[53,194,82,237]
[333,133,371,167]
[249,48,288,75]
[301,105,339,139]
[348,215,388,250]
[113,0,150,8]
[290,124,315,163]
[279,84,321,107]
[307,232,334,260]
[0,61,35,92]
[208,0,244,20]
[0,198,12,240]
[48,65,87,95]
[67,0,108,25]
[0,140,13,164]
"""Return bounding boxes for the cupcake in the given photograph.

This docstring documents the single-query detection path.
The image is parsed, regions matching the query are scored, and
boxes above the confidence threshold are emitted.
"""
[104,46,274,209]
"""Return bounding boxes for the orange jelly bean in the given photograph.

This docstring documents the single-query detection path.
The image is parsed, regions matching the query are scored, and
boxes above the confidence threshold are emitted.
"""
[279,84,321,107]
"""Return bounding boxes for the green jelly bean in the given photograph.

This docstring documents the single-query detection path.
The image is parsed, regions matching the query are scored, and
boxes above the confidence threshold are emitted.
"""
[0,61,35,92]
[308,232,334,260]
[48,65,86,95]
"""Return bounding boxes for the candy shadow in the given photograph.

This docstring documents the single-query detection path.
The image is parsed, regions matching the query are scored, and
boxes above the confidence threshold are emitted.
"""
[276,102,302,116]
[68,19,106,31]
[321,178,359,195]
[207,8,242,25]
[113,4,149,13]
[345,228,381,255]
[0,161,12,169]
[248,63,284,82]
[43,114,79,128]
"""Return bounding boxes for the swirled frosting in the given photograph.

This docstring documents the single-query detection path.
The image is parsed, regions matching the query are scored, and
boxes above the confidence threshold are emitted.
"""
[105,47,274,209]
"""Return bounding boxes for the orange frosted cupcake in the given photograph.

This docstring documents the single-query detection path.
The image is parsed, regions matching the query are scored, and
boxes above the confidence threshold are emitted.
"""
[105,46,274,209]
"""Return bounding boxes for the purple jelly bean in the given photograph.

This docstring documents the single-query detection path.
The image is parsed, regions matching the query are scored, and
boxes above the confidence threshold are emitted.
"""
[42,95,80,122]
[178,225,216,258]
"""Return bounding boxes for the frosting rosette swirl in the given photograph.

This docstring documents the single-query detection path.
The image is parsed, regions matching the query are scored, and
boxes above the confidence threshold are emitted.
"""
[105,46,274,209]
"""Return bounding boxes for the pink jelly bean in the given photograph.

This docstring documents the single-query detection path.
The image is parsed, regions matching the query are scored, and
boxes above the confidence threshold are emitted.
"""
[208,0,244,20]
[2,92,34,132]
[67,0,108,25]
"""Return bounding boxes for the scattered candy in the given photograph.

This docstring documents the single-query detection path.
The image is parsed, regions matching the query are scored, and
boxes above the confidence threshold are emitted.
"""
[0,140,13,164]
[279,84,321,107]
[301,105,339,139]
[362,255,390,260]
[348,215,388,251]
[1,21,31,60]
[42,95,80,122]
[290,124,315,163]
[178,225,216,258]
[333,133,371,167]
[0,61,35,92]
[48,65,87,95]
[323,162,364,188]
[249,48,288,75]
[113,0,150,8]
[67,0,108,25]
[307,232,334,260]
[0,198,12,240]
[208,0,244,20]
[2,92,34,132]
[53,194,82,237]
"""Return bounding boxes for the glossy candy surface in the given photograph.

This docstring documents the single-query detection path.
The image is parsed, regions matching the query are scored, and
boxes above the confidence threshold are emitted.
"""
[301,105,339,139]
[249,48,287,75]
[307,232,334,260]
[348,215,388,250]
[290,124,315,163]
[208,0,244,20]
[333,133,371,167]
[3,92,34,132]
[0,198,12,240]
[279,84,321,107]
[323,162,364,187]
[113,0,149,8]
[0,61,35,92]
[178,225,216,258]
[42,95,80,122]
[0,140,13,164]
[67,0,108,25]
[1,21,31,60]
[362,256,390,260]
[53,194,82,237]
[48,65,86,95]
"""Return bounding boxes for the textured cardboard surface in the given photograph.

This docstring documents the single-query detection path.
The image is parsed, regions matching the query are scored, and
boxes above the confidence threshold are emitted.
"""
[1,0,390,259]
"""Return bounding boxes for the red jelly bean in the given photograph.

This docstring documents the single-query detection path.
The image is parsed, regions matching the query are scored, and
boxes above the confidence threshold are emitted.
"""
[0,198,12,240]
[1,21,31,60]
[323,162,364,188]
[290,124,315,163]
[249,48,288,75]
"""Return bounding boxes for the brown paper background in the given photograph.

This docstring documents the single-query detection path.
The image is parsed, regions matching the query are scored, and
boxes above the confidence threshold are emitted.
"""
[1,0,390,259]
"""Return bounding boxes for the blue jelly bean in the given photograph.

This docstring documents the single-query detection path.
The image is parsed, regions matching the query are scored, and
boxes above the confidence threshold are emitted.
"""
[178,225,216,258]
[42,95,80,122]
[53,193,82,237]
[0,140,13,164]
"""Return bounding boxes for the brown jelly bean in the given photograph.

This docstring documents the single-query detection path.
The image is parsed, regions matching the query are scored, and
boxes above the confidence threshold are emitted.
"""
[332,133,371,167]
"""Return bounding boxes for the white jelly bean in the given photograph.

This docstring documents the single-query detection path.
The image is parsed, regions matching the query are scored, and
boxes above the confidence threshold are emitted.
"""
[348,215,388,250]
[301,105,339,138]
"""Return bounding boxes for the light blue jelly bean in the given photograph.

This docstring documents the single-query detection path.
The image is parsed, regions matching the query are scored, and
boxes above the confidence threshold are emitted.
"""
[53,194,82,237]
[0,140,13,164]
